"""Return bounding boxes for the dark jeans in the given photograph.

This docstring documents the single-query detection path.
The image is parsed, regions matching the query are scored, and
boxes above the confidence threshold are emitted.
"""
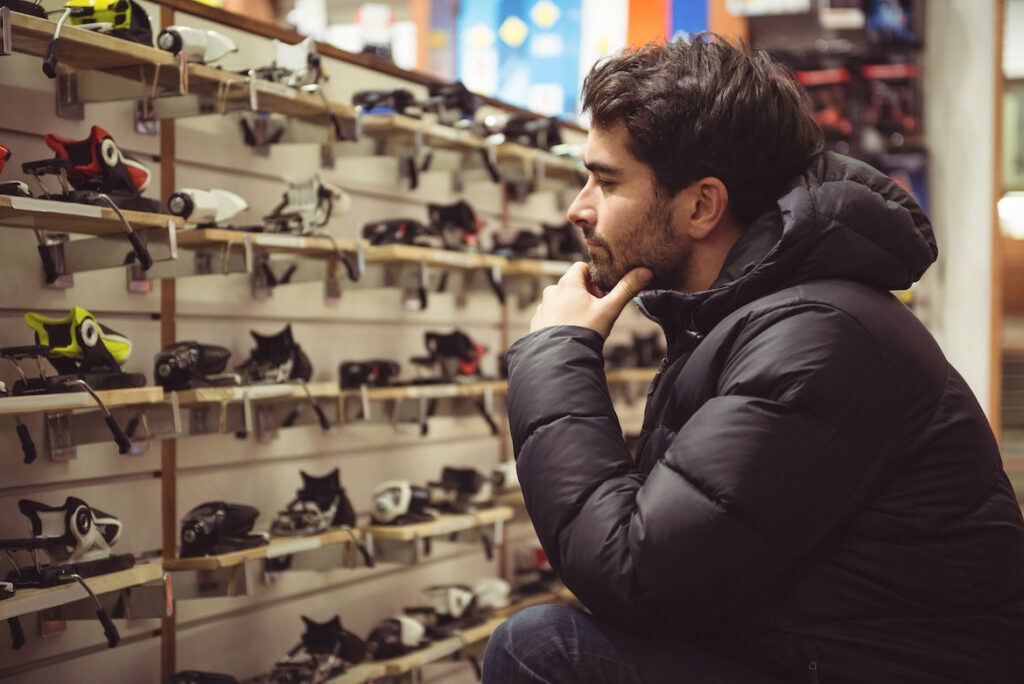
[482,604,781,684]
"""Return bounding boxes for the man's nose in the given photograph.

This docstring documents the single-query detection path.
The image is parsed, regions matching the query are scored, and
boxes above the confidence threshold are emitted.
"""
[567,186,596,228]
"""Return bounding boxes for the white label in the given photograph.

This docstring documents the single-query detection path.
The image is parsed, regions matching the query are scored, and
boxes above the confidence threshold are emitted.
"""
[432,519,471,535]
[255,234,308,249]
[243,384,295,400]
[539,260,570,276]
[431,125,459,142]
[9,196,103,218]
[254,80,299,99]
[431,250,477,268]
[405,385,459,399]
[266,537,322,558]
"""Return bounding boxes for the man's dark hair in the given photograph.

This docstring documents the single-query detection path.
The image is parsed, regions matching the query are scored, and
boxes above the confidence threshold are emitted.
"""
[581,34,824,227]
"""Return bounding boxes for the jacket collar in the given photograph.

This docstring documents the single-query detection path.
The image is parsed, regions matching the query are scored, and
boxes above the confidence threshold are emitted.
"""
[635,152,937,353]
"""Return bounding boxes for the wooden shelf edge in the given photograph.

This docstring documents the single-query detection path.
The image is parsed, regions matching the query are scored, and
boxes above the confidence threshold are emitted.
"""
[0,386,166,416]
[0,562,164,620]
[164,526,364,571]
[365,506,514,542]
[0,196,183,236]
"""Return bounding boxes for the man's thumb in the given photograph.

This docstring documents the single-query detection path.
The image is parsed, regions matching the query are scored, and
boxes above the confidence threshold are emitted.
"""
[606,267,653,308]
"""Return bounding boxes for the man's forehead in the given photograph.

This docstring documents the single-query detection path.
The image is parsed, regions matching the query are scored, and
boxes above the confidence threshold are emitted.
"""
[584,123,642,173]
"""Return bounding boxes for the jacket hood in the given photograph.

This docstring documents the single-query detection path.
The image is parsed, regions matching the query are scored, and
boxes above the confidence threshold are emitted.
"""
[637,152,937,343]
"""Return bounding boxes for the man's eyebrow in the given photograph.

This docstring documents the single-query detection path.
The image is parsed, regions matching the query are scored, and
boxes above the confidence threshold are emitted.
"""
[584,161,622,175]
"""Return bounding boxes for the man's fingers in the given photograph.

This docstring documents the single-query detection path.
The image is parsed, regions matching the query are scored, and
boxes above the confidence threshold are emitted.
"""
[604,267,653,310]
[558,261,589,286]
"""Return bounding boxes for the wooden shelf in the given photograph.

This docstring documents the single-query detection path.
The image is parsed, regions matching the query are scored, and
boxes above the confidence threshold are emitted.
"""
[1,11,177,72]
[0,196,183,237]
[175,229,360,258]
[501,258,572,277]
[164,526,364,571]
[0,386,165,416]
[497,490,525,507]
[165,508,512,572]
[356,113,583,182]
[341,380,507,402]
[365,506,514,542]
[186,63,355,124]
[359,114,485,152]
[495,144,584,182]
[362,243,505,270]
[0,562,164,620]
[172,381,337,406]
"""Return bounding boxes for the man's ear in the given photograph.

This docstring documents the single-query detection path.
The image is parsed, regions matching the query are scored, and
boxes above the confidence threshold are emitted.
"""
[679,177,729,240]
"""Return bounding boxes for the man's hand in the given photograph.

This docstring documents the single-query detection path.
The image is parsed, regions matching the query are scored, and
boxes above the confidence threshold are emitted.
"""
[530,262,653,339]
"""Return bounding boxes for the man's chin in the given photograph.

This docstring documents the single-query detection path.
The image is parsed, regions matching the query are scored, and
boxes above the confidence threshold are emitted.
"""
[588,268,619,294]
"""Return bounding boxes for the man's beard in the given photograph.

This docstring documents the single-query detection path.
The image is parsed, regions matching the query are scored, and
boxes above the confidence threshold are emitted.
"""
[585,192,682,293]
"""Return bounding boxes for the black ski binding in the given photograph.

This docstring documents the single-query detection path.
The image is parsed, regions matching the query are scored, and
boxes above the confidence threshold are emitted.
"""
[267,615,367,683]
[154,341,238,392]
[179,502,268,558]
[339,360,401,389]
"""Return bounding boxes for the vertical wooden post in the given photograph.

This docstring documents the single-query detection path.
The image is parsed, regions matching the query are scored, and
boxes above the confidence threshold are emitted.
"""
[497,181,512,582]
[992,0,1005,440]
[158,7,177,681]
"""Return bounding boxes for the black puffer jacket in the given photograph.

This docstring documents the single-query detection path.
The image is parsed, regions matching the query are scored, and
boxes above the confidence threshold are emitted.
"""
[507,153,1024,683]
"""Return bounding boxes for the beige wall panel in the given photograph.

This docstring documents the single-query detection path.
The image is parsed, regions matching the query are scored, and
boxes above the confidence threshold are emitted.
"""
[0,427,161,491]
[1,628,161,683]
[176,278,505,326]
[173,417,501,471]
[0,230,163,314]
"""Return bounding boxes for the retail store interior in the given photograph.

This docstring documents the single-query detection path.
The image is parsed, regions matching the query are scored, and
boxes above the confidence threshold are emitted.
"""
[0,0,1020,681]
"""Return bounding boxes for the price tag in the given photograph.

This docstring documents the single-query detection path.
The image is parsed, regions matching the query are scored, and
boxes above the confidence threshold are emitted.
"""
[405,385,459,399]
[255,234,308,249]
[10,196,102,217]
[431,250,477,268]
[267,537,322,558]
[539,261,570,276]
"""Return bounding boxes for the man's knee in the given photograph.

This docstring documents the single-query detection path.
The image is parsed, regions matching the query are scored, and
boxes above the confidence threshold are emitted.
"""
[484,604,580,681]
[490,604,577,655]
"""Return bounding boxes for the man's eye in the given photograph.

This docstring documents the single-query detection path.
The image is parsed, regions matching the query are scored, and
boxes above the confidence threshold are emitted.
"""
[596,178,615,188]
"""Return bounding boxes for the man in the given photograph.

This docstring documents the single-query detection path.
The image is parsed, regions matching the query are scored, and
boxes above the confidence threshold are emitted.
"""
[484,35,1024,683]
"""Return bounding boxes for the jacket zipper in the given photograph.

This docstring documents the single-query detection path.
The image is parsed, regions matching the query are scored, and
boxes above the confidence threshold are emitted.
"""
[807,659,819,684]
[646,356,669,402]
